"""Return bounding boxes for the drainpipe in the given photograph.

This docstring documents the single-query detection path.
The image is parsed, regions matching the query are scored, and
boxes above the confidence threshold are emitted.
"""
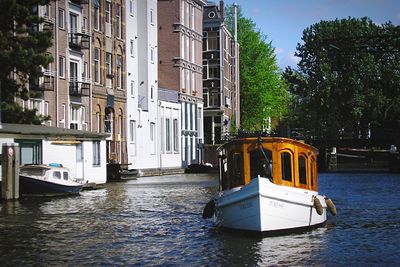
[89,1,93,132]
[55,0,59,127]
[0,80,2,129]
[233,2,239,129]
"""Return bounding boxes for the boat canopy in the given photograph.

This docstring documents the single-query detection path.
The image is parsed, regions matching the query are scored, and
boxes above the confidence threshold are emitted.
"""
[218,137,319,192]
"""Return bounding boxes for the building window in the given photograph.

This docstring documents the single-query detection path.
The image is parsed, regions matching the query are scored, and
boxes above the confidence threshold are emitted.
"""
[150,122,155,154]
[70,105,83,130]
[60,104,66,127]
[186,69,190,92]
[208,65,220,79]
[181,1,185,24]
[129,0,134,16]
[116,55,122,89]
[191,71,195,94]
[59,56,65,78]
[150,9,154,25]
[130,80,135,97]
[69,12,78,33]
[150,85,154,100]
[94,2,100,30]
[83,62,88,81]
[181,33,185,60]
[106,52,112,82]
[166,118,171,152]
[116,4,121,38]
[150,47,154,63]
[209,91,220,107]
[191,5,195,30]
[181,68,185,91]
[106,53,111,74]
[105,108,113,134]
[105,1,111,36]
[16,140,42,165]
[173,118,179,152]
[207,31,219,50]
[191,39,195,62]
[93,141,101,166]
[130,120,136,143]
[185,35,189,61]
[118,113,122,140]
[96,111,101,133]
[130,39,135,57]
[58,9,65,29]
[94,48,100,83]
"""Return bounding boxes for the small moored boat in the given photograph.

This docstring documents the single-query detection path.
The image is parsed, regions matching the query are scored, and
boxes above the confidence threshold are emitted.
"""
[19,163,83,196]
[203,137,336,236]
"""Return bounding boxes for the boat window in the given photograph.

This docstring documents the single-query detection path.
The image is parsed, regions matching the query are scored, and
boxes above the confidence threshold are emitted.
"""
[63,172,69,181]
[298,155,307,185]
[220,155,229,190]
[53,171,61,179]
[250,148,272,179]
[281,152,292,182]
[230,153,244,188]
[310,157,315,187]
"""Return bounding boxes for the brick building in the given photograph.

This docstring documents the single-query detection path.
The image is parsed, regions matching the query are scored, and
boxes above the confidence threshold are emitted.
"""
[203,0,239,145]
[16,0,127,166]
[158,0,207,167]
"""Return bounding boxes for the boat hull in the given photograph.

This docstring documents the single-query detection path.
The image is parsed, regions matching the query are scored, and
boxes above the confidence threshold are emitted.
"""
[215,178,327,235]
[19,175,82,196]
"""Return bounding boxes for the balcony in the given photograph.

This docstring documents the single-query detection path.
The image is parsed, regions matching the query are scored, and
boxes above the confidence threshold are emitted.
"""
[70,0,89,5]
[69,28,90,50]
[29,71,55,91]
[69,78,90,97]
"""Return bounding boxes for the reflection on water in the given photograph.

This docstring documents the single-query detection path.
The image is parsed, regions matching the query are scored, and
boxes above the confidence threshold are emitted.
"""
[0,173,399,266]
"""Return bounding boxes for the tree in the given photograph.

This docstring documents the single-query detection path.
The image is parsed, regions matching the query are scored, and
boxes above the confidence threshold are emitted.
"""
[0,0,53,124]
[284,17,400,140]
[225,5,289,131]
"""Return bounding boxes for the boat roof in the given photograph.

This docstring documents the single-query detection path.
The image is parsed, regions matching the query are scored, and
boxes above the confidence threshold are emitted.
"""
[220,137,319,154]
[20,164,69,171]
[0,123,106,140]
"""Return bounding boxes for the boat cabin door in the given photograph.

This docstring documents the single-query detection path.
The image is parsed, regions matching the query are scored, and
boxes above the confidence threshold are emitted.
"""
[76,143,84,181]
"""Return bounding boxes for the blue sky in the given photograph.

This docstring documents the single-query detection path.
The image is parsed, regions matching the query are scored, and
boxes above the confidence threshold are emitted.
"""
[222,0,400,69]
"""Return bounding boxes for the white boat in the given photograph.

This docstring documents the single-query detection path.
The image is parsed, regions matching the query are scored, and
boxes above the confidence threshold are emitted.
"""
[203,137,336,236]
[19,164,83,196]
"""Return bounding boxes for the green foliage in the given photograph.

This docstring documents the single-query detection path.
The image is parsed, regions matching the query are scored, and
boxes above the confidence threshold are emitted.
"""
[225,5,289,131]
[0,0,53,124]
[284,17,400,140]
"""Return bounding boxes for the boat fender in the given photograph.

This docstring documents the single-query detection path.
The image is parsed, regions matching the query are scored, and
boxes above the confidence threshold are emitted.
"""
[202,199,215,219]
[325,198,337,216]
[313,197,323,215]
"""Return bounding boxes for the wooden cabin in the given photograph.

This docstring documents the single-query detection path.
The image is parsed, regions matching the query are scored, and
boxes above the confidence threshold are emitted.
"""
[218,137,319,192]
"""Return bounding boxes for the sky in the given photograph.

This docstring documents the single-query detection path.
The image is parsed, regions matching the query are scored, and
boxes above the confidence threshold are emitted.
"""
[221,0,400,69]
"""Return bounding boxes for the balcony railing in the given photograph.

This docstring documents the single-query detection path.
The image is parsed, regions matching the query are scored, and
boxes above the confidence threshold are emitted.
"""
[29,70,55,91]
[70,0,89,5]
[69,78,90,96]
[69,28,90,49]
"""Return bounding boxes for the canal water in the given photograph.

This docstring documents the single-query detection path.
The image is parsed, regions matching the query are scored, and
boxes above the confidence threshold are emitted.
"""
[0,172,399,266]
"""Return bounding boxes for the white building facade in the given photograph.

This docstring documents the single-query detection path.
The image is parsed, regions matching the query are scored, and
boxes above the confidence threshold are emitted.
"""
[125,0,159,170]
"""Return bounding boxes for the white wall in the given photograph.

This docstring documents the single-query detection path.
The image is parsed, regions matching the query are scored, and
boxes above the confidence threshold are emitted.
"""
[126,0,159,170]
[42,140,106,184]
[82,140,107,184]
[159,101,181,168]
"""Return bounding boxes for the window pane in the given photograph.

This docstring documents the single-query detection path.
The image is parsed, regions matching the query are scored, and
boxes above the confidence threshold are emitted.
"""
[299,156,307,185]
[281,152,292,182]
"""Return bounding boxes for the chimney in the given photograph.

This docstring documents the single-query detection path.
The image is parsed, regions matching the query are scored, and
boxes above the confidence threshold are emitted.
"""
[219,0,224,18]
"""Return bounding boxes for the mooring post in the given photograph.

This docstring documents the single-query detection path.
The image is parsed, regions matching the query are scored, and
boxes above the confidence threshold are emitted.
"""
[1,143,20,200]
